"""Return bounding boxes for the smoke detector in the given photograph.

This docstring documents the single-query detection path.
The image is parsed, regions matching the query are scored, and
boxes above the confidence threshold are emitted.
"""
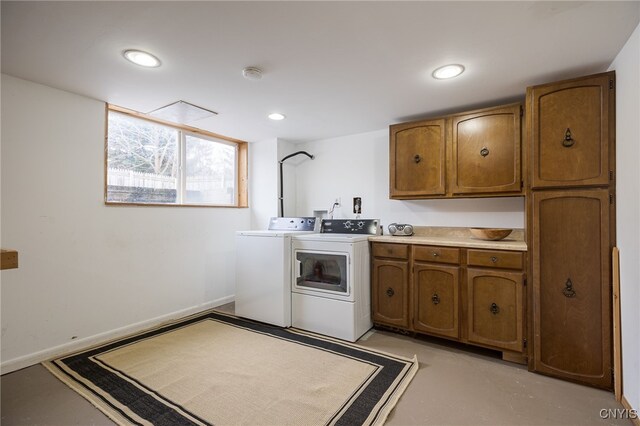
[242,67,263,81]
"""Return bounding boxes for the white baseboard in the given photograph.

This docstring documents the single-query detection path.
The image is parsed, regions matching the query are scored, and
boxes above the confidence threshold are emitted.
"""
[621,395,640,426]
[1,295,235,375]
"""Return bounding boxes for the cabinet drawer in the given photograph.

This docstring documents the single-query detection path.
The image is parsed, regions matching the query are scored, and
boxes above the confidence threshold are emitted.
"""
[467,249,524,270]
[372,243,409,260]
[413,245,460,264]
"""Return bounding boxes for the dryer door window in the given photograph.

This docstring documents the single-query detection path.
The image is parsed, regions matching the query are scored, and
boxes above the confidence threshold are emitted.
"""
[294,251,349,296]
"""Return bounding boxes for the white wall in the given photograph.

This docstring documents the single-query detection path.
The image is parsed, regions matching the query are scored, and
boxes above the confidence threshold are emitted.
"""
[249,138,278,230]
[248,138,308,230]
[0,75,250,372]
[295,129,525,230]
[609,22,640,411]
[278,139,303,218]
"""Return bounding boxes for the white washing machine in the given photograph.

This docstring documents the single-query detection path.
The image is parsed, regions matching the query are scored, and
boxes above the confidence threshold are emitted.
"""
[235,217,318,327]
[291,219,380,341]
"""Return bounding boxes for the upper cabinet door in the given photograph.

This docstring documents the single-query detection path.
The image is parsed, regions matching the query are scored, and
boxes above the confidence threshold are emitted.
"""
[528,72,614,189]
[390,119,446,198]
[451,104,523,195]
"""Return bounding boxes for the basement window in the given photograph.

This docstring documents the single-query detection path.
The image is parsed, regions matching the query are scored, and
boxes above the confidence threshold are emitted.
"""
[105,106,247,207]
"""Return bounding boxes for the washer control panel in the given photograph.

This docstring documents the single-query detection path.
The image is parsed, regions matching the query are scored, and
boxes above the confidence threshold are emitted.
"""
[268,217,317,231]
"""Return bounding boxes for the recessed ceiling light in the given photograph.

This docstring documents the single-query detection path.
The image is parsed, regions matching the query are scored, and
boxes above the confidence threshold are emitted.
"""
[432,64,465,80]
[268,113,286,121]
[123,49,161,68]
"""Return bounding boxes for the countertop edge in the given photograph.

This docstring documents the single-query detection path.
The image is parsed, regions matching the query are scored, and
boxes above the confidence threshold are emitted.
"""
[368,236,527,251]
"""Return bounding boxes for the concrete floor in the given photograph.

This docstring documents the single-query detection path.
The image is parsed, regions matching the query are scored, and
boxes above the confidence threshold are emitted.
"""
[1,303,630,426]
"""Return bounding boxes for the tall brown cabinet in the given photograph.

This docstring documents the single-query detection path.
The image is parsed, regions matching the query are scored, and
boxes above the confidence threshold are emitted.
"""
[526,72,616,389]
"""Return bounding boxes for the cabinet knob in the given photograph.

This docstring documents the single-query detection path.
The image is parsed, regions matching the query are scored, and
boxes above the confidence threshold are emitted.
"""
[490,256,498,263]
[563,278,576,298]
[562,128,575,148]
[490,303,500,315]
[431,293,440,305]
[432,252,439,257]
[414,154,422,163]
[386,287,395,297]
[480,147,490,157]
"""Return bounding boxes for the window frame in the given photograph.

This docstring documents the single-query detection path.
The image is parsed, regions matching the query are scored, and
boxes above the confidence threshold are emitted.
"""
[104,104,248,208]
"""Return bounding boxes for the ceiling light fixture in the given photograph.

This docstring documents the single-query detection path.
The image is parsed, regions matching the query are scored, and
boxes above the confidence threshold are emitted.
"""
[268,113,286,121]
[242,67,263,81]
[432,64,465,80]
[123,49,161,68]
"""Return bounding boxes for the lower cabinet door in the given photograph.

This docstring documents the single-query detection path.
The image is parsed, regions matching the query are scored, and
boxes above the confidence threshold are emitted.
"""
[467,268,524,352]
[531,189,612,389]
[413,263,459,338]
[372,259,409,328]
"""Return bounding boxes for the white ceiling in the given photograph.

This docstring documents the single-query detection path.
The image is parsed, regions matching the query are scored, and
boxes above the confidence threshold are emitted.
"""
[2,1,639,143]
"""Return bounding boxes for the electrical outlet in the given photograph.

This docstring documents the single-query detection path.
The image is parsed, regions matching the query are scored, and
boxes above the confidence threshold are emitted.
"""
[353,197,362,214]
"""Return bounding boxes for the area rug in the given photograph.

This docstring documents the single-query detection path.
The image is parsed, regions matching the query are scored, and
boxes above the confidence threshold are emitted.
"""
[43,310,418,426]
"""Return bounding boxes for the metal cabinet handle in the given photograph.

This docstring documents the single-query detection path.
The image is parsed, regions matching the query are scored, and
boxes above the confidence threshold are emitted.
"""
[490,303,500,315]
[386,287,395,297]
[414,154,422,163]
[490,256,498,263]
[563,278,576,298]
[480,147,490,157]
[432,293,440,305]
[562,128,575,147]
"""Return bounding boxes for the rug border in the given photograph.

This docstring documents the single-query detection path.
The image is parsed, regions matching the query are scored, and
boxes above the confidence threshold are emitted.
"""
[368,354,418,426]
[43,308,418,426]
[42,360,136,426]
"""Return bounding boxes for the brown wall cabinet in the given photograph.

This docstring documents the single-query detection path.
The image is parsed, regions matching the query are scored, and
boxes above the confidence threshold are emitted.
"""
[389,119,446,197]
[451,104,522,195]
[528,73,614,189]
[527,71,615,390]
[371,242,527,359]
[390,103,523,199]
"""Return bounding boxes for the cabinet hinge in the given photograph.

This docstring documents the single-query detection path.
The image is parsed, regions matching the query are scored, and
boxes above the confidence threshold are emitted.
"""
[523,338,528,349]
[609,79,614,90]
[609,170,614,181]
[610,193,615,205]
[520,105,524,117]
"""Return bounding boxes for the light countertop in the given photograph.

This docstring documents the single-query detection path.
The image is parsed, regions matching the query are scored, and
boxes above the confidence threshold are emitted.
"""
[369,227,527,251]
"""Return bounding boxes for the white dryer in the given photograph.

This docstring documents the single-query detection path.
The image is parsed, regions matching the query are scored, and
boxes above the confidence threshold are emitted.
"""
[291,219,380,341]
